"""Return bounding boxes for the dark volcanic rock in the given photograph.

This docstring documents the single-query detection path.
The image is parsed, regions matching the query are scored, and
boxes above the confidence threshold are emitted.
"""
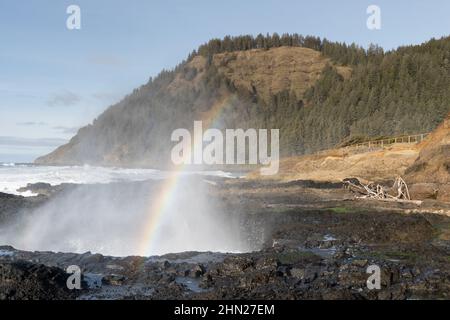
[0,178,449,300]
[17,183,52,196]
[0,260,77,300]
[16,182,77,197]
[0,192,46,224]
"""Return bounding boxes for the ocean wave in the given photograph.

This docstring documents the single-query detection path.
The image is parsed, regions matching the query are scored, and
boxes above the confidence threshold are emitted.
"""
[1,162,16,167]
[0,165,235,197]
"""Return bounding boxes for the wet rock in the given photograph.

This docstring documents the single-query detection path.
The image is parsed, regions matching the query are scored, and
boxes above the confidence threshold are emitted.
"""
[255,257,278,270]
[158,273,176,284]
[105,264,125,271]
[165,266,179,276]
[290,268,306,279]
[376,283,408,300]
[0,193,46,224]
[81,253,104,265]
[400,268,413,279]
[222,256,254,274]
[17,183,52,196]
[351,259,368,268]
[192,264,205,278]
[276,265,289,277]
[157,260,171,270]
[102,274,126,286]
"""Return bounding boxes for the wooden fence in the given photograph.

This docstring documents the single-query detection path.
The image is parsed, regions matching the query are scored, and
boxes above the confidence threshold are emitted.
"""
[349,133,430,149]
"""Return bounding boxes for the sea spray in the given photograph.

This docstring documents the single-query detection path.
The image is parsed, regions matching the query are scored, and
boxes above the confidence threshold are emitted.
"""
[0,174,249,256]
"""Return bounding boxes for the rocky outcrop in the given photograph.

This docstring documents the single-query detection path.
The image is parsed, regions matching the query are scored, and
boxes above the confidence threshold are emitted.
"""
[0,192,46,224]
[0,260,76,300]
[408,183,440,200]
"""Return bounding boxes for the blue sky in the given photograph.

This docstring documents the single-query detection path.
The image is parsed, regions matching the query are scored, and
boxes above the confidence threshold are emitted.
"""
[0,0,449,162]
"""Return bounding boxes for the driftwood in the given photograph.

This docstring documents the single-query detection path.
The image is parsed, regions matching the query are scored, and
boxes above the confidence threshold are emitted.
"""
[343,176,421,205]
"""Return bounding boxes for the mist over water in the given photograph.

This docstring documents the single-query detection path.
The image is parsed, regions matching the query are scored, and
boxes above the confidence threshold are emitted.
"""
[144,177,249,256]
[0,168,250,257]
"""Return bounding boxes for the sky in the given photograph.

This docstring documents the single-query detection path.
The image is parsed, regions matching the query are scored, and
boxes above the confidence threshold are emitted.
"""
[0,0,449,162]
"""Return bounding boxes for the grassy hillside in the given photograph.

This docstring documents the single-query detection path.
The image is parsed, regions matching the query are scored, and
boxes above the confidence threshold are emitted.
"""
[36,34,450,167]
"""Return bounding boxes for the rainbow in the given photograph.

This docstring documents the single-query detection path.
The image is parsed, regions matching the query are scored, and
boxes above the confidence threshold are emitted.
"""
[138,97,231,256]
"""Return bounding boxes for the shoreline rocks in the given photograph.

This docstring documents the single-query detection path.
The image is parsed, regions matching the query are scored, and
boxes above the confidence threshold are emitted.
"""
[1,178,449,300]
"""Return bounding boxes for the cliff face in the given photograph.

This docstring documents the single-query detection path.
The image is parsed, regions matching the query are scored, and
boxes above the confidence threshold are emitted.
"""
[408,112,450,183]
[406,112,450,201]
[36,35,450,168]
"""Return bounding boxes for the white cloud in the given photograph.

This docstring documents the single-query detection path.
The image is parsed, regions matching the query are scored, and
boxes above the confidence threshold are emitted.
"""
[16,121,48,126]
[52,126,80,134]
[47,91,81,107]
[0,136,67,147]
[92,91,120,103]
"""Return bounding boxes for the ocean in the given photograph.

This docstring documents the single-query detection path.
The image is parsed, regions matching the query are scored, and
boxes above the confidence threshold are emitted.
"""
[0,163,234,197]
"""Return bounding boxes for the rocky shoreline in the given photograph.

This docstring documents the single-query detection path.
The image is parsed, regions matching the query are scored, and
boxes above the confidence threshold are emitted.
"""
[1,178,450,300]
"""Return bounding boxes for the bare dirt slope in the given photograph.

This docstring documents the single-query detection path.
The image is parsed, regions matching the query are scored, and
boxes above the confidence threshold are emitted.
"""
[257,144,420,184]
[406,112,450,184]
[405,112,450,201]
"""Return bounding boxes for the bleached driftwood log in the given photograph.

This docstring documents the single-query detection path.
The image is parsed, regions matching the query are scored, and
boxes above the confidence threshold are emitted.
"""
[392,176,411,200]
[343,176,421,205]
